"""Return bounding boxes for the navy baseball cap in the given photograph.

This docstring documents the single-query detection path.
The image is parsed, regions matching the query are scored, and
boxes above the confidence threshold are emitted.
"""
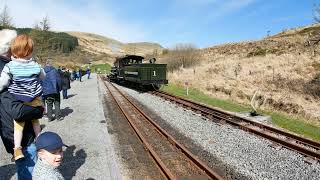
[35,132,68,152]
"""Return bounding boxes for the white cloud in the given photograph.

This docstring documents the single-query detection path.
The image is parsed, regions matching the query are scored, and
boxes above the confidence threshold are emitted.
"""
[0,0,147,43]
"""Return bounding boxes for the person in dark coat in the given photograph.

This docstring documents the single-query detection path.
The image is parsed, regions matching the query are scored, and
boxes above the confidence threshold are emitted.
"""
[61,68,71,99]
[0,29,44,180]
[78,69,82,82]
[42,59,62,121]
[86,68,91,79]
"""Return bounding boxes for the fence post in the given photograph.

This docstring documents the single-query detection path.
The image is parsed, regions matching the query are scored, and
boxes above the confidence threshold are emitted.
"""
[185,81,189,96]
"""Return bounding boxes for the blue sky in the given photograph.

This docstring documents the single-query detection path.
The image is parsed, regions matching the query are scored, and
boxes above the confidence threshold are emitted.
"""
[0,0,316,48]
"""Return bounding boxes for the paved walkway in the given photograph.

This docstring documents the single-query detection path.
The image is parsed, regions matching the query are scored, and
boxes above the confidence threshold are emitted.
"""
[0,74,122,180]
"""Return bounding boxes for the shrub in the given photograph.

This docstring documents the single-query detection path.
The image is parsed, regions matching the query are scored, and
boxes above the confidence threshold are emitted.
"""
[247,47,267,57]
[312,62,320,71]
[163,43,200,72]
[162,48,169,55]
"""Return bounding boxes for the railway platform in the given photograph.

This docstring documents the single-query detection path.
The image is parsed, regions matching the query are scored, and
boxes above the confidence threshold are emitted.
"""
[0,74,122,180]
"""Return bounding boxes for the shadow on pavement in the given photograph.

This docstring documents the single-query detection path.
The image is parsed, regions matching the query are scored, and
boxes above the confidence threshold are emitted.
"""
[67,94,77,99]
[61,107,73,118]
[0,164,16,180]
[59,145,87,180]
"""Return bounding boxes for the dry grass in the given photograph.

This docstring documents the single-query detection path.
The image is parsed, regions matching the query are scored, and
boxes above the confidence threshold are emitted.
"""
[168,52,320,125]
[67,31,163,58]
[165,24,320,125]
[67,31,124,56]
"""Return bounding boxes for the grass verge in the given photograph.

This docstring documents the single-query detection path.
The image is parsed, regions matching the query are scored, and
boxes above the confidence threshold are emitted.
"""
[160,83,320,141]
[88,63,111,73]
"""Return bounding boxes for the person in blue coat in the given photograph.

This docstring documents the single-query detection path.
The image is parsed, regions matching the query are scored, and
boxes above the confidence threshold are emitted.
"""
[42,59,62,121]
[86,68,91,79]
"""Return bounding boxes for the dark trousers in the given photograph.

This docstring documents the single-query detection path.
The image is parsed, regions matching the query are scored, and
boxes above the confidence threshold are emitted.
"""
[62,89,68,99]
[44,94,61,120]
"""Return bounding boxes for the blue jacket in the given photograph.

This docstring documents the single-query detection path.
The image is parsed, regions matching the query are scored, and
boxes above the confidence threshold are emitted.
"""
[42,66,62,96]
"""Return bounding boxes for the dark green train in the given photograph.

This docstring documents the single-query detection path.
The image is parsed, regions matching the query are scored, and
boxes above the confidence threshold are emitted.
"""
[108,55,168,90]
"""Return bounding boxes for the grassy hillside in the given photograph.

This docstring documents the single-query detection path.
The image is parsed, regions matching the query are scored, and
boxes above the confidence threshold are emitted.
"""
[164,23,320,125]
[0,26,79,63]
[0,27,164,68]
[67,31,164,60]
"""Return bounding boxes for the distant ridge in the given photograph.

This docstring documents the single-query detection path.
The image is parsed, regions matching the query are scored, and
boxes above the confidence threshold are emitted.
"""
[67,31,163,57]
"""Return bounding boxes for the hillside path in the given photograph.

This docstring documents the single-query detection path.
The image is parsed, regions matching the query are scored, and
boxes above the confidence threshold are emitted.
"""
[0,73,122,180]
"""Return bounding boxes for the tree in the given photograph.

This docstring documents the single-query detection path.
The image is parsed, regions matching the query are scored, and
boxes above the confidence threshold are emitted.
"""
[0,4,13,28]
[39,15,50,31]
[33,21,41,30]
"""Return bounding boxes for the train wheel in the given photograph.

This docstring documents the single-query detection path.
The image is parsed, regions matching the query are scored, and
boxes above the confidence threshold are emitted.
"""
[151,83,161,90]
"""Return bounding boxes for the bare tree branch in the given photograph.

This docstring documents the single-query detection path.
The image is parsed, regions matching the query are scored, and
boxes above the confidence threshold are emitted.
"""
[0,4,13,28]
[40,15,50,31]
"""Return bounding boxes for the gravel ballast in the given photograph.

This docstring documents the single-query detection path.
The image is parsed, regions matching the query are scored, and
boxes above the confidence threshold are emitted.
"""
[117,84,320,180]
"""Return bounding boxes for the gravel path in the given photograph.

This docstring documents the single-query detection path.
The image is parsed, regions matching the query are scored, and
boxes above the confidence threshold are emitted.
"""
[117,84,320,180]
[0,74,122,180]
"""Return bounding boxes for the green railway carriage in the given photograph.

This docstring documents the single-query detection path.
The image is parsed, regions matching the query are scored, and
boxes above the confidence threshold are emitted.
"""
[108,55,168,89]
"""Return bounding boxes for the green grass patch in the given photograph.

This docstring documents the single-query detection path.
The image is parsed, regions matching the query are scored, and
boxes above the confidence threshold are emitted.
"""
[269,112,320,141]
[87,64,111,73]
[160,84,251,112]
[161,83,320,141]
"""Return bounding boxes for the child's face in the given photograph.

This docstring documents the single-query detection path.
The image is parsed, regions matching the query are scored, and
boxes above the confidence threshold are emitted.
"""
[38,148,63,167]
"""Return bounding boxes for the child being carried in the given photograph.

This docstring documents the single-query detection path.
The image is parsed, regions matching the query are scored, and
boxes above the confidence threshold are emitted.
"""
[0,34,46,160]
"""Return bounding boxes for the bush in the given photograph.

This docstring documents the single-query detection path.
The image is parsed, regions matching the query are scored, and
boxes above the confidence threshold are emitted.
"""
[304,81,320,98]
[163,43,200,72]
[247,47,267,57]
[313,73,320,82]
[312,62,320,71]
[162,48,169,55]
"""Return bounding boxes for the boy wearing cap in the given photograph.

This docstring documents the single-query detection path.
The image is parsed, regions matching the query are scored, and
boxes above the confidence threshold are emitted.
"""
[32,131,67,180]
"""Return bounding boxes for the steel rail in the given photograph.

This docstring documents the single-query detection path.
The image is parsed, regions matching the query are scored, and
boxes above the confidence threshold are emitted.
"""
[153,91,320,161]
[104,81,173,179]
[103,80,223,180]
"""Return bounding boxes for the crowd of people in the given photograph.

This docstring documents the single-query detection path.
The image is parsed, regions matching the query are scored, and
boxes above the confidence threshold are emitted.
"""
[0,29,91,179]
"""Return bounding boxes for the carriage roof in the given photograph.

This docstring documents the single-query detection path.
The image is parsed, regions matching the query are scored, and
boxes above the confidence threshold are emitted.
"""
[114,55,144,66]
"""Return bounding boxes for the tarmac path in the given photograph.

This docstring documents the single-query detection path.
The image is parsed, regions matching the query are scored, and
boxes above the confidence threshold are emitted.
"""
[0,74,122,180]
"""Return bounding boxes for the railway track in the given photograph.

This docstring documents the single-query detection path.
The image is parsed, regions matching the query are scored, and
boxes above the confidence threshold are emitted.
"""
[102,80,223,180]
[152,90,320,162]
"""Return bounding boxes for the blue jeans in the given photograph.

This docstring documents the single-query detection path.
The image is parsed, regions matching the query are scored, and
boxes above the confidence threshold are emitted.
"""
[62,89,68,99]
[15,143,37,180]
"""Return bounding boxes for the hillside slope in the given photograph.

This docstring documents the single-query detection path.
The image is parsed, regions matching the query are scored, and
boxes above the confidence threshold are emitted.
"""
[67,31,163,58]
[167,24,320,124]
